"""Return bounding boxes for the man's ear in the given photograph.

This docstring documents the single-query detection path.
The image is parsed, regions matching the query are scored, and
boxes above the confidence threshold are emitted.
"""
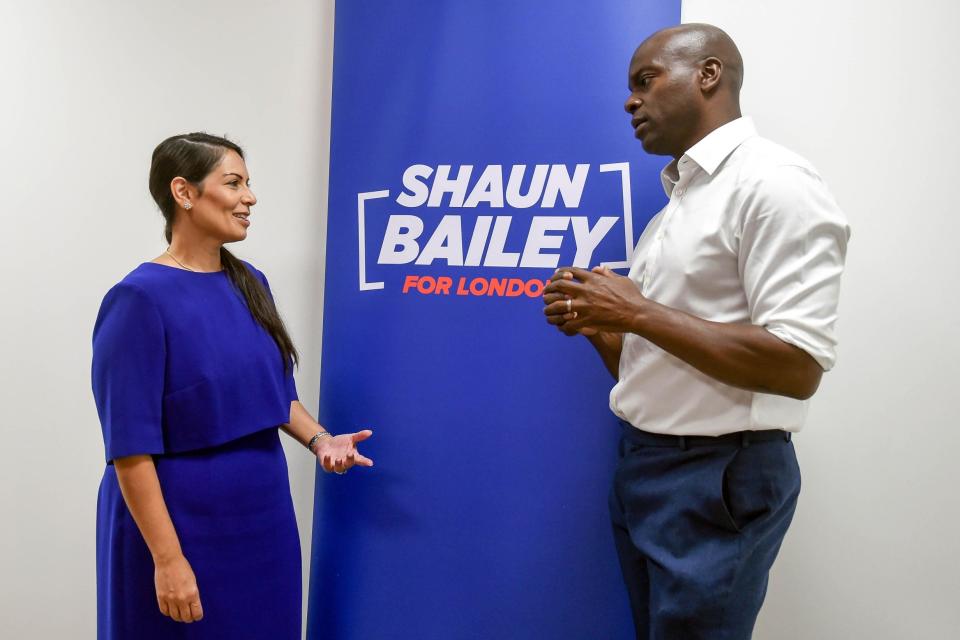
[700,57,723,94]
[170,177,197,210]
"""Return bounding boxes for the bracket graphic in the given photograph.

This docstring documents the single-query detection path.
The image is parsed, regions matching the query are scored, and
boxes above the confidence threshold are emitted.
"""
[597,163,634,271]
[357,190,389,291]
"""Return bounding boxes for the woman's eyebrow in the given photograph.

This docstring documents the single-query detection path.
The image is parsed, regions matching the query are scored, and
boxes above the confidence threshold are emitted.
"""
[222,172,248,181]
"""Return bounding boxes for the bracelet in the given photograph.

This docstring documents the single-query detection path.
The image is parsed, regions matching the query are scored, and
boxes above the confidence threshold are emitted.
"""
[307,431,333,453]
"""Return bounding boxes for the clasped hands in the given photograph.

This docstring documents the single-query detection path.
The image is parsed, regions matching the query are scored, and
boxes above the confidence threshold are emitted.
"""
[313,430,374,474]
[542,266,646,336]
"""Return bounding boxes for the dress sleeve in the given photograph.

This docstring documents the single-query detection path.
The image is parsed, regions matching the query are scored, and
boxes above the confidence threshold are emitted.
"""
[283,357,299,403]
[91,282,166,462]
[738,165,851,371]
[246,263,300,403]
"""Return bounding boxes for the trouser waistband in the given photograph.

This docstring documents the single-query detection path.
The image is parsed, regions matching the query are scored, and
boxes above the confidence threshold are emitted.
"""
[619,419,791,450]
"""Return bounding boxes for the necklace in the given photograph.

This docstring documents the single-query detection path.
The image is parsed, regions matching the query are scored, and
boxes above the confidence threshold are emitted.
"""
[165,249,194,271]
[165,248,221,273]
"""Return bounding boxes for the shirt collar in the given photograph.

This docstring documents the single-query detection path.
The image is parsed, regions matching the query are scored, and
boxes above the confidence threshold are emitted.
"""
[660,116,757,195]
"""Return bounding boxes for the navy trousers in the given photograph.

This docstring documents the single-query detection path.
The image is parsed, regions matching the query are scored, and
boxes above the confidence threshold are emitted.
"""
[610,422,800,640]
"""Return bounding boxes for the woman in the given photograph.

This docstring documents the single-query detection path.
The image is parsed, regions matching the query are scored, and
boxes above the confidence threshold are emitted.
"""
[91,132,372,639]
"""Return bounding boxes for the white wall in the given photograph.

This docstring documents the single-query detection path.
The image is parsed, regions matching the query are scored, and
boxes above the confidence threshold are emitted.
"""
[3,1,958,638]
[680,1,960,638]
[0,1,335,637]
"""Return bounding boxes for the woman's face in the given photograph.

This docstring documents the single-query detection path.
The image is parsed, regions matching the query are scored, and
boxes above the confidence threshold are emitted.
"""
[187,150,257,242]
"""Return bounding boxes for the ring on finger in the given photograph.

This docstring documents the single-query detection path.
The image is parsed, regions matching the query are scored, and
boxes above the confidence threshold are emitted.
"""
[565,298,572,312]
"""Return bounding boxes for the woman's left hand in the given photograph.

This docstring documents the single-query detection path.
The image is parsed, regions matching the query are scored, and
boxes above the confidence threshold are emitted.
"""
[314,430,374,474]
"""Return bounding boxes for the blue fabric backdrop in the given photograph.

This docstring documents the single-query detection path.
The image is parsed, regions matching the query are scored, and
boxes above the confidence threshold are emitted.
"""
[309,2,679,638]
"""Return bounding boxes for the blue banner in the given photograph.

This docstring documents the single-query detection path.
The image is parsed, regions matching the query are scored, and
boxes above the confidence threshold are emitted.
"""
[309,2,679,638]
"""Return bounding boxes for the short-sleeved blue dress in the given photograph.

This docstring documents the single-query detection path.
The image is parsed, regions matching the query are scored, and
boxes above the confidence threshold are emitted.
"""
[91,261,301,639]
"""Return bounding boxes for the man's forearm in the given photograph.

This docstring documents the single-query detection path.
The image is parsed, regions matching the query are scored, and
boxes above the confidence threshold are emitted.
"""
[587,331,623,380]
[545,266,821,398]
[629,300,822,400]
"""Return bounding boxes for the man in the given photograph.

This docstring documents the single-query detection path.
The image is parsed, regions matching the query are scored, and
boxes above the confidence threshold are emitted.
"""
[543,24,849,639]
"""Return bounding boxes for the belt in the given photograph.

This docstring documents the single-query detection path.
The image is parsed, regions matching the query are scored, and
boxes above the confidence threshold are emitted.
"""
[619,419,792,450]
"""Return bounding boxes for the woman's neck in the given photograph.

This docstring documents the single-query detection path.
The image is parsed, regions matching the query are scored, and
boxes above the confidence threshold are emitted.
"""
[165,240,223,272]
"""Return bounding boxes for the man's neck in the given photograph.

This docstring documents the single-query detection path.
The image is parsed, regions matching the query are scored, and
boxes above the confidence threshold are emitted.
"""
[673,108,742,160]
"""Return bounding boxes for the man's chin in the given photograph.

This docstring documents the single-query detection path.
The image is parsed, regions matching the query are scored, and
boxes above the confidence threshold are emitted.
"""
[639,135,672,157]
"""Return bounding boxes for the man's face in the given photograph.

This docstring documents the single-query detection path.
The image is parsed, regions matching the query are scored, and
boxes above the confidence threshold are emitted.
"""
[623,35,702,158]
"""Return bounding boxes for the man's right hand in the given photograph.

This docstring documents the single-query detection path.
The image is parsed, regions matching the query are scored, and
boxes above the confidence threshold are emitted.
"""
[543,267,623,378]
[542,268,599,336]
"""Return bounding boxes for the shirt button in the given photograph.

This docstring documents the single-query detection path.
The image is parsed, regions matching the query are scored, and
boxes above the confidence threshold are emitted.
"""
[675,188,684,197]
[655,231,664,241]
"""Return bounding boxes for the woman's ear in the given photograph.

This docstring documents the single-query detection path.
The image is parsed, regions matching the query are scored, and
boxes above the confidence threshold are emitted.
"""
[170,177,197,210]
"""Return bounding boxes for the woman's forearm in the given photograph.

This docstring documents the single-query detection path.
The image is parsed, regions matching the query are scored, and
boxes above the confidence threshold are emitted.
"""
[281,400,328,449]
[113,455,183,563]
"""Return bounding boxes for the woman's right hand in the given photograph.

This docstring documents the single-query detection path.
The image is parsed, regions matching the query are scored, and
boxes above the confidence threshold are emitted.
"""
[154,554,203,623]
[112,455,201,622]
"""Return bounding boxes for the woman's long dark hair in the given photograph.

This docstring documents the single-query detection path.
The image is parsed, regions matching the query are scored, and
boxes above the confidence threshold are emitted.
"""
[148,132,299,374]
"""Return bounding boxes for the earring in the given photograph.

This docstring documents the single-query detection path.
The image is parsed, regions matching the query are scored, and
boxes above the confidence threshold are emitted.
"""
[184,201,192,210]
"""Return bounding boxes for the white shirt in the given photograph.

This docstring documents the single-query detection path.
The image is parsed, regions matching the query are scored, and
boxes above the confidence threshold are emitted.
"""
[610,117,850,436]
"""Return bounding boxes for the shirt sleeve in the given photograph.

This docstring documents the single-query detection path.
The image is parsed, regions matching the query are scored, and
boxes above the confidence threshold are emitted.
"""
[246,263,300,403]
[91,282,166,462]
[738,165,851,371]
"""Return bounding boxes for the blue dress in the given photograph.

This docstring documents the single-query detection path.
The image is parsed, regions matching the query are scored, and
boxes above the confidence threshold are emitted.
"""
[91,261,301,639]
